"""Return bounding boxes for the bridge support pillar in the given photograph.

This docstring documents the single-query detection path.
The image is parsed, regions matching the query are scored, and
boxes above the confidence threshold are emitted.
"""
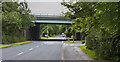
[26,24,40,40]
[75,32,81,40]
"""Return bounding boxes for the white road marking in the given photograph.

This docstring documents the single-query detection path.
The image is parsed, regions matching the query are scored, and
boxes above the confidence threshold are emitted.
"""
[61,42,64,60]
[17,52,24,55]
[36,46,39,47]
[29,48,33,50]
[62,41,64,43]
[61,57,64,60]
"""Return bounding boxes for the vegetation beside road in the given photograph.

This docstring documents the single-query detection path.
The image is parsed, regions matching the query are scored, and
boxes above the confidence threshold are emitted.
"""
[62,2,120,60]
[0,41,35,48]
[78,46,97,59]
[80,40,85,44]
[2,2,36,44]
[50,35,59,38]
[64,41,76,43]
[65,37,70,39]
[41,37,49,39]
[40,24,67,37]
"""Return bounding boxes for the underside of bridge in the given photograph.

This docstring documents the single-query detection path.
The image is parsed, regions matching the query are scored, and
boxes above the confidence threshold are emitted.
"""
[26,16,81,41]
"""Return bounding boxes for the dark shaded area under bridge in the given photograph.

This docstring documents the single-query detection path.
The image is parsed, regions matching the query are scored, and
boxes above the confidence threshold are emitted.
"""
[26,15,81,41]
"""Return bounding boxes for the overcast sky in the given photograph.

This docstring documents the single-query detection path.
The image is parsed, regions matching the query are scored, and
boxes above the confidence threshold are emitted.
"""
[19,0,119,15]
[27,2,68,15]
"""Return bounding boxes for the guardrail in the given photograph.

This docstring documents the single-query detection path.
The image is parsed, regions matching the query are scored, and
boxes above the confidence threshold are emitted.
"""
[35,15,62,17]
[33,14,64,17]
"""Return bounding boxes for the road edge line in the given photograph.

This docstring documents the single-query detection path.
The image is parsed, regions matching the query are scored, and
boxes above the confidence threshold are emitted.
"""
[59,41,64,60]
[61,41,64,60]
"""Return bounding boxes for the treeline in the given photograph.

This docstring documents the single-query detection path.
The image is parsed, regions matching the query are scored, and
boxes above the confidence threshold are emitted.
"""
[40,24,66,37]
[62,2,120,60]
[2,2,36,44]
[0,3,2,42]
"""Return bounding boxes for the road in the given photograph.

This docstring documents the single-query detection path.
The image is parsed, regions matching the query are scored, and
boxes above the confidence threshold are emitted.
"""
[1,35,91,61]
[1,41,62,60]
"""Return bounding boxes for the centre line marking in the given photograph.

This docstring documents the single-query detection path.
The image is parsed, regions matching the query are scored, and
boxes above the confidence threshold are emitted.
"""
[61,57,64,60]
[17,52,24,55]
[29,48,33,50]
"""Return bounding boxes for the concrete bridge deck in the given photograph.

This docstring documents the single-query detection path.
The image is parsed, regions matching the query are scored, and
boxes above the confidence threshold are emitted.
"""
[26,15,80,41]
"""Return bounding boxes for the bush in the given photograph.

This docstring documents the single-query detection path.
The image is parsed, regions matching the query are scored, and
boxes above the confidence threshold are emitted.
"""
[86,28,97,50]
[94,35,120,60]
[2,34,25,44]
[78,46,97,59]
[64,41,76,43]
[86,28,120,60]
[81,40,85,44]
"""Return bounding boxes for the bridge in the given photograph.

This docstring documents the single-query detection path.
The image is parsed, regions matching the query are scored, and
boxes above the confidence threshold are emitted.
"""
[35,15,69,21]
[26,15,81,41]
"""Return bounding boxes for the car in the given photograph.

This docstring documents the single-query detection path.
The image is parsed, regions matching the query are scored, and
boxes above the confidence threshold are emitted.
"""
[45,34,48,37]
[62,33,66,37]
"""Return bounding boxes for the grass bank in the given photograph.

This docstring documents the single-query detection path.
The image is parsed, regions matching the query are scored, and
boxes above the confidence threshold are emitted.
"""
[50,35,59,38]
[78,46,97,59]
[65,37,70,39]
[0,41,35,48]
[64,41,76,43]
[81,40,85,44]
[41,37,49,39]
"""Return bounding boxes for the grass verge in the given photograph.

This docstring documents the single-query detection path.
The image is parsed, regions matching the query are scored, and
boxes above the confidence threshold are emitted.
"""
[78,46,97,59]
[64,41,76,43]
[0,41,35,48]
[65,37,70,39]
[81,40,85,44]
[50,35,59,38]
[41,37,49,39]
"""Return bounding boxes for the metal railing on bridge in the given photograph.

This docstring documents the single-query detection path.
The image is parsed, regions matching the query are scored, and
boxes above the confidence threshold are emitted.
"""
[34,14,64,17]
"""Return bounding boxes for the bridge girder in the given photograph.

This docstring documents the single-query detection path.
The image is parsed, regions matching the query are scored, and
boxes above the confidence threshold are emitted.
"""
[36,16,71,21]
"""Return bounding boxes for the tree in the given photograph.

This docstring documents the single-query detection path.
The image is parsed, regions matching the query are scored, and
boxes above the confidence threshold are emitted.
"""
[61,1,120,60]
[2,2,36,43]
[40,24,66,37]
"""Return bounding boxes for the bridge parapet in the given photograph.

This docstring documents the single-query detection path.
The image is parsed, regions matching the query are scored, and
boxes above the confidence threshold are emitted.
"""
[34,15,70,21]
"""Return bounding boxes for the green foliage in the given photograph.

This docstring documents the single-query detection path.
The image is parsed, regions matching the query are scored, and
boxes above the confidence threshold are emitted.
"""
[62,2,120,60]
[2,2,36,43]
[64,41,76,43]
[2,33,25,44]
[78,46,97,59]
[40,24,66,37]
[64,26,73,37]
[41,37,49,39]
[81,40,85,44]
[0,3,2,43]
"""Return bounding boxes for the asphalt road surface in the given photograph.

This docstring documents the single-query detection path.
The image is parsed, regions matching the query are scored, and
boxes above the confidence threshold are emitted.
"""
[1,41,62,60]
[1,35,91,61]
[1,35,64,60]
